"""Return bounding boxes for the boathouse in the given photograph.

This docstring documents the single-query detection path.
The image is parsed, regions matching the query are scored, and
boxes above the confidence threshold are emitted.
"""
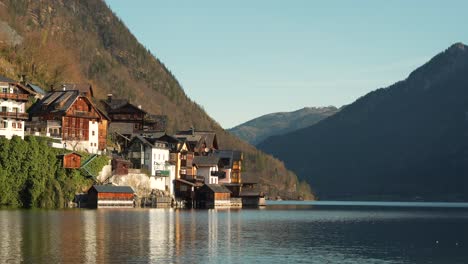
[58,152,82,169]
[87,185,135,208]
[196,184,231,208]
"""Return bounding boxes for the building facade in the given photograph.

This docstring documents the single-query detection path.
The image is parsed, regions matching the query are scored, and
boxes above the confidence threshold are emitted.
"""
[0,76,33,139]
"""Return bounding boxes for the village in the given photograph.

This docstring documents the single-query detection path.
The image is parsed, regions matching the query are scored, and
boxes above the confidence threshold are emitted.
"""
[0,74,266,209]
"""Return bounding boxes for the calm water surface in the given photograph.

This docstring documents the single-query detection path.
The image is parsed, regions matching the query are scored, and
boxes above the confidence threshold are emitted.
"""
[1,201,467,263]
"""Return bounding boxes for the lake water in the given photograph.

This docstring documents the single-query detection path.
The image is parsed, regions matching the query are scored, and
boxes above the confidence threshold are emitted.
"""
[1,201,467,263]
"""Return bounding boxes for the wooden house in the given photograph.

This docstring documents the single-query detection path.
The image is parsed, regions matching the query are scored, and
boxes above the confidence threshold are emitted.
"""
[175,129,218,156]
[27,88,109,153]
[87,185,135,208]
[196,184,231,208]
[101,94,166,137]
[58,152,82,169]
[192,155,221,184]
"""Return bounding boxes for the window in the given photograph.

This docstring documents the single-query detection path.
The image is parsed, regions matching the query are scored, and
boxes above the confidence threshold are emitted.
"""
[1,106,7,112]
[92,131,95,136]
[2,88,8,93]
[1,121,8,128]
[17,123,22,129]
[134,124,139,129]
[12,123,16,129]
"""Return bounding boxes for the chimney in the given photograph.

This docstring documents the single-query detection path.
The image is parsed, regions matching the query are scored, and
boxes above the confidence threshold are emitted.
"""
[19,74,27,85]
[138,105,142,109]
[50,85,55,92]
[107,94,113,102]
[62,85,66,91]
[190,126,195,135]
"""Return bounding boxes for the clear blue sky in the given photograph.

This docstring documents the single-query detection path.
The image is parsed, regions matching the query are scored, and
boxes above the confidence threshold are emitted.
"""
[106,0,468,129]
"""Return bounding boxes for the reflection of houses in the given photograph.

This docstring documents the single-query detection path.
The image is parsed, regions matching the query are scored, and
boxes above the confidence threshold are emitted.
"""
[27,86,109,153]
[0,75,34,139]
[197,184,231,208]
[58,152,82,169]
[100,94,166,141]
[87,185,135,208]
[126,136,175,196]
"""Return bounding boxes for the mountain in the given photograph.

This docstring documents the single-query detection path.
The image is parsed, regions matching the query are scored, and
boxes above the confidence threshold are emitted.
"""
[228,107,338,145]
[258,43,468,201]
[0,0,313,199]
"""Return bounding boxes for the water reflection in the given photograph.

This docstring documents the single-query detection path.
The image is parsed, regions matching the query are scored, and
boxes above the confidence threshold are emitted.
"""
[0,205,467,263]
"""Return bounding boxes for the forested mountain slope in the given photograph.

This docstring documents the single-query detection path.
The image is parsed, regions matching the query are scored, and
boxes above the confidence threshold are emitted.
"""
[0,0,312,199]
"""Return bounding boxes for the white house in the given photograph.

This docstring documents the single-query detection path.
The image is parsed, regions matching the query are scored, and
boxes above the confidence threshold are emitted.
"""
[0,76,33,139]
[127,136,176,197]
[193,155,221,184]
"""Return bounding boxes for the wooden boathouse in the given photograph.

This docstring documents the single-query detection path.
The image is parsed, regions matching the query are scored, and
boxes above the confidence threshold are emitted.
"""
[87,185,135,208]
[196,184,231,208]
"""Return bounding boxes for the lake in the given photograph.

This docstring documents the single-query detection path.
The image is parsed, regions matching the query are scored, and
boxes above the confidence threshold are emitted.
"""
[1,201,467,263]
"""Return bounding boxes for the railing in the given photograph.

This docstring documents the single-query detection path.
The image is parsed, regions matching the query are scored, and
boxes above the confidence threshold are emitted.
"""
[0,112,29,119]
[211,171,226,178]
[0,93,29,101]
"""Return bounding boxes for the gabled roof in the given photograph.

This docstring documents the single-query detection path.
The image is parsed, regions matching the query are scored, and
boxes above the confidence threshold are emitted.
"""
[214,150,243,167]
[29,90,106,119]
[27,83,46,95]
[193,155,220,167]
[101,99,147,115]
[91,185,134,193]
[176,129,218,152]
[60,83,93,97]
[57,151,83,157]
[0,75,16,83]
[202,184,231,193]
[130,135,168,149]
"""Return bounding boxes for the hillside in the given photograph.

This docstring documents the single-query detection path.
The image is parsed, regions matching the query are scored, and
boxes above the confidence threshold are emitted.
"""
[259,43,468,201]
[0,0,312,199]
[229,106,338,145]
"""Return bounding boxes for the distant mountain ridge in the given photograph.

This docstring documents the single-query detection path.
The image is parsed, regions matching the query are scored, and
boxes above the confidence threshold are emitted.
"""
[229,106,338,145]
[258,42,468,201]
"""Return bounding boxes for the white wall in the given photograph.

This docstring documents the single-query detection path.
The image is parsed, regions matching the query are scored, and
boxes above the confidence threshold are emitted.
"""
[88,120,99,153]
[0,85,26,139]
[198,166,219,184]
[219,168,232,184]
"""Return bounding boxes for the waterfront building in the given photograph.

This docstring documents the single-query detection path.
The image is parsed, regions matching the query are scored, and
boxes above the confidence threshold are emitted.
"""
[58,152,82,169]
[196,184,231,208]
[192,155,221,184]
[87,185,135,208]
[0,75,34,139]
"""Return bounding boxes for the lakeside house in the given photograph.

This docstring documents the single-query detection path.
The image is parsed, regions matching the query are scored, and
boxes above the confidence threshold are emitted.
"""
[125,135,176,196]
[0,75,35,139]
[197,184,232,208]
[87,185,135,208]
[192,155,221,184]
[26,85,109,153]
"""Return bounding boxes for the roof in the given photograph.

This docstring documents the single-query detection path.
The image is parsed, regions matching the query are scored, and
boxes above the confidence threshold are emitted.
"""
[130,135,168,149]
[241,172,259,184]
[90,185,134,193]
[29,90,106,120]
[239,190,264,197]
[60,83,93,97]
[57,152,83,157]
[0,75,16,83]
[101,99,147,115]
[175,178,204,187]
[214,150,242,168]
[193,155,220,166]
[202,184,231,193]
[176,129,218,152]
[27,83,46,95]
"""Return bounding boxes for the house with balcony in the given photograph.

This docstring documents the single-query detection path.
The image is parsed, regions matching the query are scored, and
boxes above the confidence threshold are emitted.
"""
[27,87,109,153]
[192,155,222,184]
[125,136,176,196]
[0,75,34,139]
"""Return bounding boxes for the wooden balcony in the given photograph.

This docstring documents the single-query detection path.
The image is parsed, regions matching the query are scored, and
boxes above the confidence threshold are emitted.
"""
[0,112,29,120]
[0,93,29,101]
